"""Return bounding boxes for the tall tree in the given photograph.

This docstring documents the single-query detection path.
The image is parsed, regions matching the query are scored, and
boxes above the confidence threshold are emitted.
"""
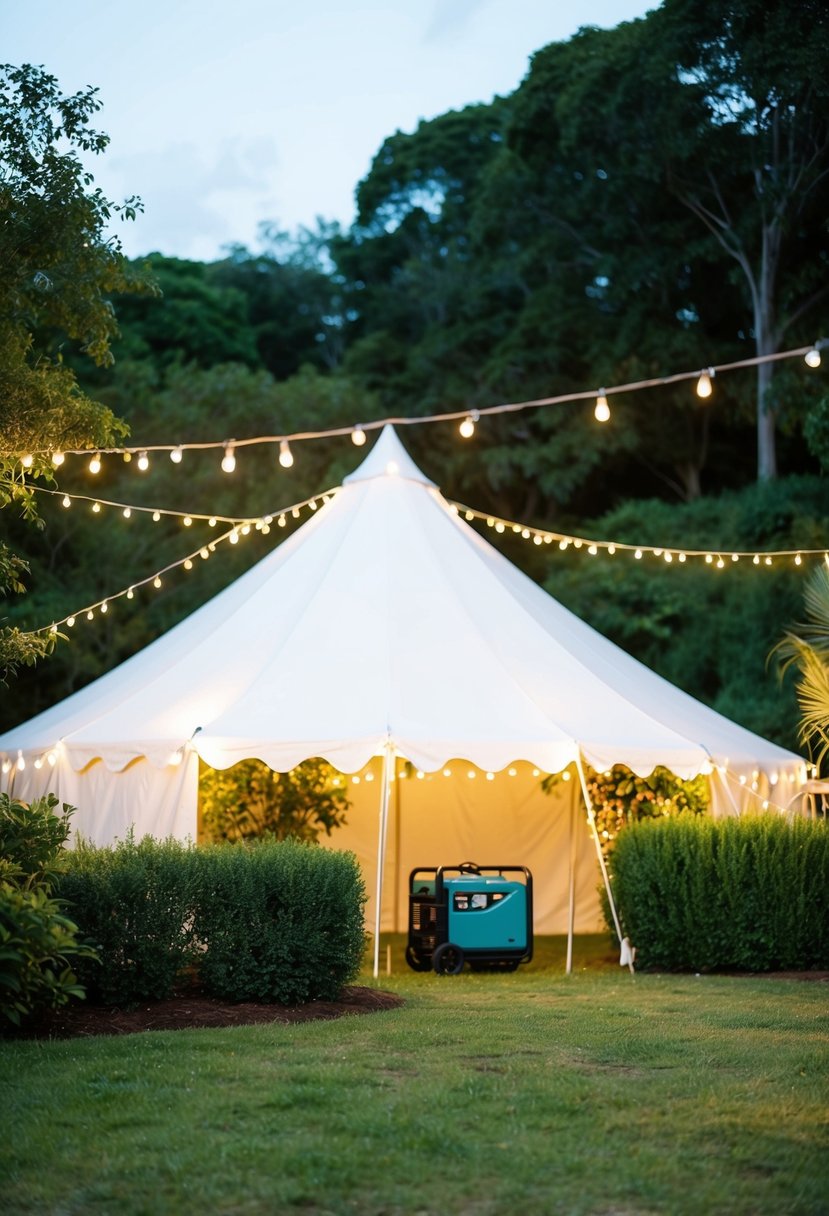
[0,63,149,676]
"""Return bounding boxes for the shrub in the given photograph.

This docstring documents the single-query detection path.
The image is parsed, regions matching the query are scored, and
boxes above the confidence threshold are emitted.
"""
[57,835,198,1005]
[612,813,829,971]
[192,839,366,1004]
[0,793,95,1029]
[200,758,350,843]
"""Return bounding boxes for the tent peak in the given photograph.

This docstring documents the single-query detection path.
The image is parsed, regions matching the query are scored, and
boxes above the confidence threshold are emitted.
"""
[343,425,435,488]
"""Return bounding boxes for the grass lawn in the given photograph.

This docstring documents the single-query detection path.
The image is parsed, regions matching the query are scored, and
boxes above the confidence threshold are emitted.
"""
[1,935,826,1215]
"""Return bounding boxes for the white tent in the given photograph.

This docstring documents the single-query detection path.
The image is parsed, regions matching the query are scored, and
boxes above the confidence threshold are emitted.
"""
[0,427,805,965]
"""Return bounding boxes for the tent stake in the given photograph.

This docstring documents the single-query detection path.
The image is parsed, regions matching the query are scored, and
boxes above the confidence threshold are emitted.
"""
[372,740,394,979]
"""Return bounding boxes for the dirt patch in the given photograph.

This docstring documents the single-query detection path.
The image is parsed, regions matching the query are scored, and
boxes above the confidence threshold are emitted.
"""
[12,985,404,1041]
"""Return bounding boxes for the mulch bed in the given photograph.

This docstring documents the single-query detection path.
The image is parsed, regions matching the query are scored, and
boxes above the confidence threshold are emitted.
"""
[11,985,405,1040]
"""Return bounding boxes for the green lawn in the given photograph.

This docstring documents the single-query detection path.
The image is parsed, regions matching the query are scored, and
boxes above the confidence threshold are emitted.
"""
[1,936,826,1216]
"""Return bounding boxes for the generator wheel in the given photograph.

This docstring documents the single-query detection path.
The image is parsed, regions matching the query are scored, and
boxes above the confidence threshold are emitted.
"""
[433,942,465,975]
[405,944,433,972]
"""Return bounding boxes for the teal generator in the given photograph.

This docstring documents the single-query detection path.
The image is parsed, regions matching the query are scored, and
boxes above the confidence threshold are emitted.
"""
[406,862,533,975]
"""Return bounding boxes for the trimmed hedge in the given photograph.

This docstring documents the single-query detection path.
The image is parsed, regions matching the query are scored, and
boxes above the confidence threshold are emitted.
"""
[57,836,366,1005]
[193,840,366,1004]
[611,813,829,972]
[57,835,198,1004]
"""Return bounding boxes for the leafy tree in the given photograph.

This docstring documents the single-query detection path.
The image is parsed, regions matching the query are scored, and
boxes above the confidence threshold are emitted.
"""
[199,759,350,843]
[0,63,149,677]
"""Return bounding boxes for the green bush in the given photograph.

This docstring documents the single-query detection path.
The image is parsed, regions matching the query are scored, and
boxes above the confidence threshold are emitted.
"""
[612,813,829,971]
[56,835,198,1005]
[192,839,366,1004]
[0,793,96,1029]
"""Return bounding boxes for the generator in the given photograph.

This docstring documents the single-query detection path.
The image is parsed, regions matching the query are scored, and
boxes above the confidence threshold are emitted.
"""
[406,862,533,975]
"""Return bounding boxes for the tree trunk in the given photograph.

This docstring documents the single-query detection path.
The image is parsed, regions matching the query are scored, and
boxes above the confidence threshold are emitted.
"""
[756,354,777,481]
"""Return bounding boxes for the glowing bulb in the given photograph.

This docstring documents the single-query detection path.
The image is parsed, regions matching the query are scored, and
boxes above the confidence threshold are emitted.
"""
[170,446,183,463]
[278,515,286,528]
[679,553,686,563]
[753,554,760,565]
[92,501,101,513]
[588,544,598,555]
[51,451,65,467]
[17,754,25,771]
[705,554,713,564]
[594,391,610,422]
[221,445,236,474]
[716,557,725,568]
[126,588,134,599]
[309,500,317,511]
[66,615,75,627]
[664,552,673,562]
[183,516,192,527]
[199,548,209,559]
[795,554,802,566]
[62,495,71,508]
[805,347,821,368]
[100,601,108,613]
[443,768,452,777]
[278,439,294,468]
[89,454,101,474]
[208,517,217,527]
[351,425,367,446]
[137,450,150,472]
[123,452,132,463]
[1,759,10,774]
[696,368,714,399]
[495,522,505,534]
[34,757,43,769]
[86,610,94,620]
[635,549,642,560]
[522,528,530,539]
[184,559,193,570]
[123,507,131,519]
[241,524,250,535]
[152,511,161,522]
[153,576,162,589]
[459,410,479,439]
[291,508,300,519]
[21,453,34,468]
[229,529,239,545]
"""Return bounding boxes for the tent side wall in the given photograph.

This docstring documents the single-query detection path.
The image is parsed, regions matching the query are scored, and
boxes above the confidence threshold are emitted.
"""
[309,759,605,935]
[1,752,199,845]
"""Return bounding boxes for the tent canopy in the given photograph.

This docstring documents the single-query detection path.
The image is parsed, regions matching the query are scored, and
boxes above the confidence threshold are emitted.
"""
[0,426,803,788]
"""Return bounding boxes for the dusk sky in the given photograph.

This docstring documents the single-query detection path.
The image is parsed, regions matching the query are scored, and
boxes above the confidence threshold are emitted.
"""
[4,1,655,261]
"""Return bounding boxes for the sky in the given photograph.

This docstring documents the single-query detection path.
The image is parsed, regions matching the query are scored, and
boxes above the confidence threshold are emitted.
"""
[4,0,655,262]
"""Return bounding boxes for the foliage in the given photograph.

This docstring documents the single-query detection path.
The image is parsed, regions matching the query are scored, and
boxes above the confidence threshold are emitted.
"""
[200,758,351,843]
[56,834,198,1005]
[544,764,709,858]
[57,836,366,1006]
[0,794,95,1027]
[611,812,829,971]
[192,839,366,1003]
[773,562,829,769]
[0,63,149,678]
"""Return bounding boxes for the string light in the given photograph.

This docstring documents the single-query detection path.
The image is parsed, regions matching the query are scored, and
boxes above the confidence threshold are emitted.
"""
[51,451,65,468]
[805,347,821,368]
[10,342,821,469]
[221,444,236,474]
[137,451,150,472]
[351,425,367,447]
[279,439,294,468]
[696,368,714,399]
[88,454,101,475]
[170,446,183,464]
[594,391,610,422]
[453,500,825,569]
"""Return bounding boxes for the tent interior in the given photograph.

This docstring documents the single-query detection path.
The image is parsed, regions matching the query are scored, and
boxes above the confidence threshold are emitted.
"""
[0,426,807,961]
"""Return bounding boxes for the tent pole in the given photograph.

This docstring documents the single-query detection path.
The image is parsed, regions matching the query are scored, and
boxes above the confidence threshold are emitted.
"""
[566,771,577,975]
[372,740,394,979]
[575,753,634,972]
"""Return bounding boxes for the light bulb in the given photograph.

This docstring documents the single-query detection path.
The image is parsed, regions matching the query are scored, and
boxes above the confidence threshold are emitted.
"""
[126,588,134,599]
[170,446,183,463]
[51,451,65,467]
[92,501,101,513]
[594,391,610,422]
[696,369,714,399]
[152,511,161,522]
[805,347,821,368]
[21,453,34,468]
[221,445,236,473]
[100,601,108,613]
[66,615,75,627]
[459,410,479,439]
[62,495,71,508]
[279,439,294,468]
[123,507,131,518]
[17,754,25,771]
[89,454,102,474]
[208,517,217,527]
[229,529,239,545]
[183,516,192,527]
[137,450,150,472]
[184,559,193,570]
[351,425,367,446]
[153,575,162,588]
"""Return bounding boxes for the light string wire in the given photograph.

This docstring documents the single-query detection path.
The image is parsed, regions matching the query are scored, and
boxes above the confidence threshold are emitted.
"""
[6,341,826,462]
[449,501,829,568]
[33,487,340,636]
